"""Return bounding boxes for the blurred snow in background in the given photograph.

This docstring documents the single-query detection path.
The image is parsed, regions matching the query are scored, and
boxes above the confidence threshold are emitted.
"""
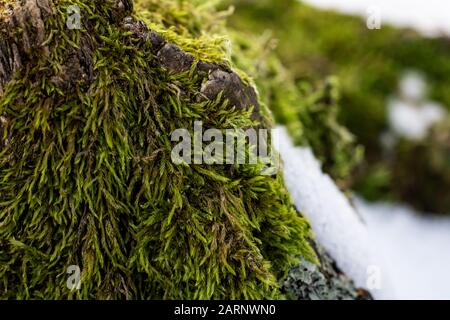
[387,71,447,142]
[303,0,450,36]
[355,199,450,300]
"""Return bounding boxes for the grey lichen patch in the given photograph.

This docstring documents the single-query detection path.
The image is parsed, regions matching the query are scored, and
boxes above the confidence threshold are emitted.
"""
[284,259,357,300]
[283,244,372,300]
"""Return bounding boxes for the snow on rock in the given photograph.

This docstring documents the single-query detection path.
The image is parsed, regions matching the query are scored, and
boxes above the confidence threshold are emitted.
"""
[355,198,450,300]
[274,126,393,299]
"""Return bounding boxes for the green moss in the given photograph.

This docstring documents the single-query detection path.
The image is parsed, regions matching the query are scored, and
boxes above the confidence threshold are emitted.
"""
[134,0,368,298]
[133,1,364,188]
[0,0,321,299]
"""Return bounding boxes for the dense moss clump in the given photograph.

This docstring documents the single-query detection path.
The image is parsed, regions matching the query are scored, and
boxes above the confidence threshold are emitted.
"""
[0,0,371,299]
[227,0,450,212]
[0,0,321,299]
[135,0,363,188]
[134,0,370,299]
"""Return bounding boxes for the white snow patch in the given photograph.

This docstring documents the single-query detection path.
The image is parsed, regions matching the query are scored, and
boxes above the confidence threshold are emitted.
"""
[388,100,446,141]
[399,71,427,102]
[387,72,447,141]
[355,198,450,300]
[302,0,450,37]
[274,126,394,299]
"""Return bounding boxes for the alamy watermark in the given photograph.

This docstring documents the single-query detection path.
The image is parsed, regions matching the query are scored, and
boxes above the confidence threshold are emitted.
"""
[66,5,81,30]
[366,265,382,290]
[171,121,279,176]
[66,265,81,291]
[366,6,382,30]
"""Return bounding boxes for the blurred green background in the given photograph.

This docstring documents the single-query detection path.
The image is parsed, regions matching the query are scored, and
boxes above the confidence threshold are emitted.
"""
[223,0,450,213]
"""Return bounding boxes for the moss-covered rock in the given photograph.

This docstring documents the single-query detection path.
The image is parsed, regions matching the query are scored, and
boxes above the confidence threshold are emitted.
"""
[135,0,370,299]
[0,0,317,299]
[0,0,370,300]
